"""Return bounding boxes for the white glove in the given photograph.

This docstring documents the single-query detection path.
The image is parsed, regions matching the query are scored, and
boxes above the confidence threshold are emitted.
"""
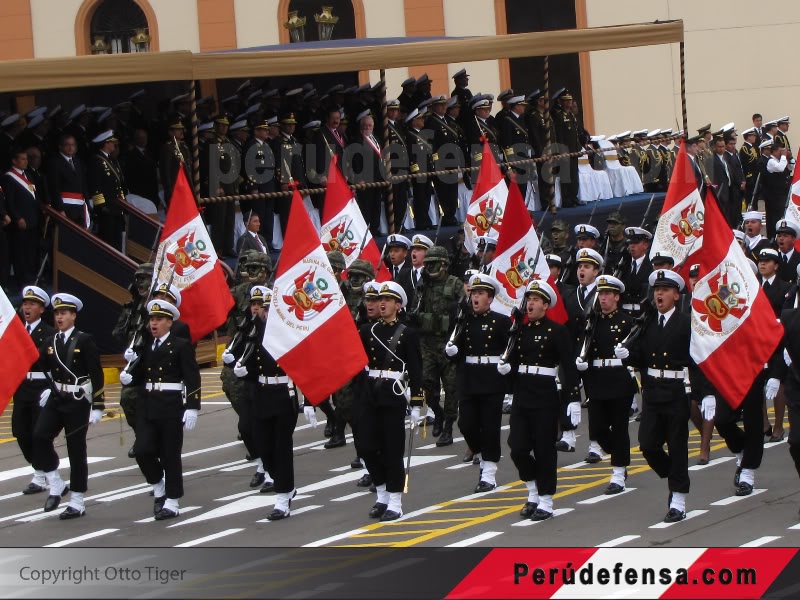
[701,395,716,421]
[567,402,582,427]
[183,408,198,431]
[785,349,793,367]
[119,371,133,386]
[233,363,248,378]
[497,361,512,375]
[89,409,103,425]
[765,378,780,401]
[304,406,318,428]
[123,348,137,362]
[575,357,589,372]
[222,349,236,365]
[444,342,458,357]
[614,344,630,360]
[39,389,50,408]
[410,406,421,426]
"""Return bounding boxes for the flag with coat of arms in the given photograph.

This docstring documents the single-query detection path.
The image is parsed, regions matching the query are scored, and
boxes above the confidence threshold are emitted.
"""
[463,139,507,255]
[783,159,800,252]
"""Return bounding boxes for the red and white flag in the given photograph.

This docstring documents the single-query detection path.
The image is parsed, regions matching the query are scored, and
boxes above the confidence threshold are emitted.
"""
[463,139,507,255]
[156,168,234,343]
[691,188,783,408]
[320,155,383,271]
[489,180,567,323]
[0,289,40,416]
[650,141,704,274]
[264,189,368,404]
[783,162,800,251]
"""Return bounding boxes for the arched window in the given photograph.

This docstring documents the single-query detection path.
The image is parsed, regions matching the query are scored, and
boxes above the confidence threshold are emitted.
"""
[90,0,150,54]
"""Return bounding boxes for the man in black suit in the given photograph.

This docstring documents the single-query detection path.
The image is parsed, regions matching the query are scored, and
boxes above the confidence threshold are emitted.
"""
[346,111,385,236]
[46,134,89,228]
[313,107,346,189]
[241,120,276,248]
[620,227,653,317]
[757,248,793,316]
[776,219,800,285]
[710,137,734,227]
[236,213,270,256]
[88,131,127,251]
[123,128,158,205]
[2,148,42,286]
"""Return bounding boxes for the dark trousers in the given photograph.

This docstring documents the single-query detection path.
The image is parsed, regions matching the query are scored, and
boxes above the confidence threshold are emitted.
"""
[715,380,765,470]
[411,180,432,229]
[560,157,579,206]
[508,404,560,496]
[95,211,124,251]
[63,204,87,228]
[356,187,384,235]
[237,393,258,458]
[12,393,43,463]
[357,402,406,493]
[134,414,185,499]
[10,228,37,286]
[434,178,458,224]
[276,196,291,239]
[638,397,690,494]
[119,386,139,431]
[389,182,409,234]
[207,201,235,257]
[765,193,786,238]
[458,393,504,462]
[588,396,632,467]
[0,226,9,289]
[251,404,298,494]
[784,374,800,478]
[33,396,91,492]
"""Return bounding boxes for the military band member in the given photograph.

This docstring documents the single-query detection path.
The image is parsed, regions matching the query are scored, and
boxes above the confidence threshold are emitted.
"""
[88,130,127,251]
[775,220,800,285]
[358,281,424,521]
[499,280,580,521]
[230,287,298,519]
[14,286,56,495]
[34,293,105,519]
[406,108,434,230]
[445,274,511,492]
[119,299,201,520]
[574,275,635,493]
[620,227,653,317]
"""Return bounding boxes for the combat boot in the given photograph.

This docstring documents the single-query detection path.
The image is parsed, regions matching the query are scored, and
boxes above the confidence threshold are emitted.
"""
[432,414,444,438]
[324,418,347,449]
[436,418,455,447]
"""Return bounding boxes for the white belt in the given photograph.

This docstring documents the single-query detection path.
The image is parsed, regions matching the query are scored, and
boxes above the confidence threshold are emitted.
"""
[145,382,184,392]
[622,303,641,311]
[646,368,685,380]
[26,372,46,380]
[258,375,290,385]
[518,365,558,377]
[368,369,403,381]
[465,355,501,365]
[54,383,84,393]
[591,359,623,368]
[62,197,86,206]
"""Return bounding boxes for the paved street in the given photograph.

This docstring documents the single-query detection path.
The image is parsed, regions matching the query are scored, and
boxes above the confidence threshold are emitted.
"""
[0,367,798,550]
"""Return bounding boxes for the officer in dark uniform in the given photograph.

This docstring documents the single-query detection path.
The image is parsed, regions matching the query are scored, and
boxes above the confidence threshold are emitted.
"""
[119,299,201,520]
[385,98,411,231]
[206,115,237,257]
[499,280,580,521]
[575,275,635,493]
[741,211,771,263]
[620,227,653,317]
[358,281,424,521]
[499,95,535,199]
[13,286,56,495]
[34,293,105,519]
[775,219,800,285]
[445,274,510,492]
[386,233,411,280]
[406,108,434,230]
[739,128,760,208]
[773,298,800,503]
[466,97,502,187]
[427,96,461,226]
[551,89,580,207]
[758,248,793,316]
[451,68,473,113]
[274,112,307,234]
[560,224,600,286]
[230,286,299,520]
[241,119,277,249]
[158,119,191,207]
[88,130,127,251]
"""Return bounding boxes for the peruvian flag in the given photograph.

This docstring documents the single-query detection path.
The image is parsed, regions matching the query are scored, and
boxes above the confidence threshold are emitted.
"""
[650,141,704,274]
[320,155,383,271]
[156,168,234,342]
[264,188,368,404]
[783,162,800,252]
[0,288,40,416]
[463,139,507,255]
[690,188,783,408]
[489,180,567,323]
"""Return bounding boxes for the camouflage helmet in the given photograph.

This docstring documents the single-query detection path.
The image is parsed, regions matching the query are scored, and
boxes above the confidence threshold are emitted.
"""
[134,262,154,278]
[327,250,346,271]
[550,218,569,232]
[423,245,450,263]
[606,210,626,225]
[348,259,375,279]
[246,251,273,270]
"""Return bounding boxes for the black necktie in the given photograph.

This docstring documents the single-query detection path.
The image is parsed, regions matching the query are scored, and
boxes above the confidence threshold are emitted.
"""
[659,315,666,330]
[68,158,74,171]
[579,286,587,304]
[784,254,790,265]
[58,333,65,345]
[26,324,31,334]
[763,280,771,290]
[413,269,419,286]
[394,266,400,279]
[153,339,161,352]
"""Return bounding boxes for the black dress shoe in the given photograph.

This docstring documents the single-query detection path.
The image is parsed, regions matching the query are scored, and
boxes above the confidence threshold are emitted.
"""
[368,502,388,518]
[266,507,290,520]
[463,452,474,463]
[59,506,85,520]
[530,508,553,521]
[604,483,625,495]
[436,430,453,447]
[369,484,377,493]
[44,485,69,512]
[664,508,686,523]
[474,481,496,493]
[356,474,373,487]
[472,455,480,465]
[250,471,266,488]
[154,507,179,521]
[127,446,137,459]
[351,457,363,469]
[22,482,45,495]
[734,466,742,486]
[519,502,538,518]
[735,482,754,496]
[324,434,346,449]
[260,480,275,494]
[245,454,255,462]
[764,425,773,438]
[380,509,403,522]
[324,421,335,438]
[555,441,575,452]
[153,495,166,515]
[432,416,444,438]
[634,412,642,422]
[585,452,602,464]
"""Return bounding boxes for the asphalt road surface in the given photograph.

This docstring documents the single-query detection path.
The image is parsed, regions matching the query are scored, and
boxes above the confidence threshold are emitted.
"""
[0,367,798,550]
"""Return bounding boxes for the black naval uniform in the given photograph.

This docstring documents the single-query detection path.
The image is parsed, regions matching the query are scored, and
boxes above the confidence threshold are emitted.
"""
[427,111,462,225]
[88,150,127,251]
[561,281,598,439]
[407,127,434,230]
[33,327,105,496]
[127,331,201,501]
[621,256,652,317]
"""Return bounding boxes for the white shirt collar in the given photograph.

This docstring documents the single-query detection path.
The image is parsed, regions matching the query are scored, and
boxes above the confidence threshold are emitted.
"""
[763,274,776,286]
[26,318,41,332]
[658,306,676,325]
[60,153,73,162]
[154,331,171,346]
[58,326,76,341]
[581,281,597,294]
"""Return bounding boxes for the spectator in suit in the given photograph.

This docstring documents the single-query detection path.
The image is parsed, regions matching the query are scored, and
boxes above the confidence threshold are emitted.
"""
[123,128,159,204]
[711,137,733,227]
[346,112,385,236]
[236,212,269,256]
[46,134,89,228]
[2,148,42,286]
[724,133,746,225]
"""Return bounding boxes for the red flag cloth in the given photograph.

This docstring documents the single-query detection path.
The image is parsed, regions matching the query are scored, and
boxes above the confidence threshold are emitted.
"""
[690,189,783,408]
[463,139,507,255]
[0,288,40,416]
[264,189,368,404]
[158,168,234,343]
[320,155,383,272]
[782,156,800,252]
[489,180,567,323]
[650,140,705,275]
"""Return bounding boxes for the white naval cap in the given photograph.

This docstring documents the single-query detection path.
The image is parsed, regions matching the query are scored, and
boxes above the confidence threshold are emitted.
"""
[574,223,600,239]
[1,113,20,128]
[147,300,180,320]
[249,285,273,304]
[775,219,800,237]
[22,285,50,306]
[52,293,83,312]
[387,234,412,249]
[524,279,557,307]
[575,248,604,267]
[377,281,407,307]
[410,234,433,249]
[624,226,653,241]
[468,273,501,295]
[596,275,625,294]
[733,229,746,241]
[91,130,117,144]
[742,211,762,222]
[648,269,684,291]
[154,282,182,308]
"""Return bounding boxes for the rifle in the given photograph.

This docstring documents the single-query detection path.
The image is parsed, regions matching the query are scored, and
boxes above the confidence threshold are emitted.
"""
[431,180,445,245]
[747,172,762,213]
[640,193,656,229]
[235,251,283,368]
[118,222,164,338]
[586,193,600,226]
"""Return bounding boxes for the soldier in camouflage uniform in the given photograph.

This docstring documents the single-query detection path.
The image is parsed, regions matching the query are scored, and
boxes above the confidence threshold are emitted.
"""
[112,262,153,459]
[414,246,465,445]
[599,211,630,276]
